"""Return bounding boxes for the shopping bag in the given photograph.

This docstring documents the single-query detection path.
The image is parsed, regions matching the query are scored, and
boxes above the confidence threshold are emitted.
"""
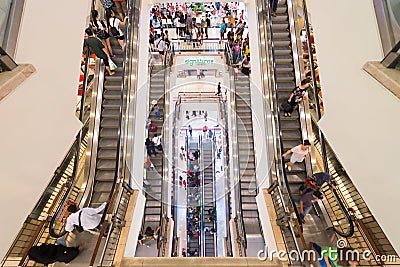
[108,58,117,71]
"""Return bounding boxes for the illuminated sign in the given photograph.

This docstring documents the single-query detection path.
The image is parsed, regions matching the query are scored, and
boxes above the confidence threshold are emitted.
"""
[184,57,216,66]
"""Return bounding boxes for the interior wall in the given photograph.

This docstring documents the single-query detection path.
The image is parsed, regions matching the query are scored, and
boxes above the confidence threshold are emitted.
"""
[0,0,88,259]
[308,0,400,254]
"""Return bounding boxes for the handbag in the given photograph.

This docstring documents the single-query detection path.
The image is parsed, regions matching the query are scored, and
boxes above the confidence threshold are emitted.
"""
[75,210,84,232]
[96,29,108,39]
[108,58,117,71]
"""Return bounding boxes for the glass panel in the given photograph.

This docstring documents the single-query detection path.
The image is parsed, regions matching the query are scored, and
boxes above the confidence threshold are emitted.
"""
[0,0,12,46]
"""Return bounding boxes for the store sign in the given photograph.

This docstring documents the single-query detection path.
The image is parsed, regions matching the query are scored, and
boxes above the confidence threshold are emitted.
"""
[184,57,215,66]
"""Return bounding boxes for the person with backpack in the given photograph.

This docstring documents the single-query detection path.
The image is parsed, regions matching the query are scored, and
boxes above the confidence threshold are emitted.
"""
[90,10,114,58]
[106,9,127,50]
[65,201,108,233]
[85,28,115,76]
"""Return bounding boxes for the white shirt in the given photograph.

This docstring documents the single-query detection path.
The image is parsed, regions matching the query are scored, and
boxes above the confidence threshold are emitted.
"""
[109,17,123,36]
[291,145,309,159]
[156,38,165,51]
[152,135,162,146]
[65,202,107,232]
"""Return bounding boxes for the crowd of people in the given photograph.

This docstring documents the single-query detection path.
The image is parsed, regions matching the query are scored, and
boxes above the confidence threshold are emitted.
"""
[148,2,250,69]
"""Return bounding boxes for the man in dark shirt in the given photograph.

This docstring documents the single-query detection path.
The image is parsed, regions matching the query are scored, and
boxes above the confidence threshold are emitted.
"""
[311,172,336,189]
[205,15,211,39]
[85,28,115,76]
[295,190,323,221]
[227,29,235,45]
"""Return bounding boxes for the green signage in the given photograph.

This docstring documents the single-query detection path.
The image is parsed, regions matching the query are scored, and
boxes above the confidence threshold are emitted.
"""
[184,57,215,66]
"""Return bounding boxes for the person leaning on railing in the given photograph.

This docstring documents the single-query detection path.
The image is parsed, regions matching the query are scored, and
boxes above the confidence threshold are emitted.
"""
[65,201,109,233]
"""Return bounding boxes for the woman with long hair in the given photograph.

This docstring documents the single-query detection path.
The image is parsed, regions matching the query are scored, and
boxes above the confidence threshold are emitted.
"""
[105,9,127,50]
[90,10,114,57]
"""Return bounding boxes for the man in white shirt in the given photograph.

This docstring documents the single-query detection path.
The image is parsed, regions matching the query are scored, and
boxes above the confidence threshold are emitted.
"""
[65,202,108,233]
[282,140,311,171]
[152,133,163,152]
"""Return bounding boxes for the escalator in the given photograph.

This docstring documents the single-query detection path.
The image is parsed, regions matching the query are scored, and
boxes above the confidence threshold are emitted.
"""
[201,140,215,257]
[270,0,307,200]
[142,65,165,232]
[187,139,200,255]
[234,73,263,243]
[91,37,125,206]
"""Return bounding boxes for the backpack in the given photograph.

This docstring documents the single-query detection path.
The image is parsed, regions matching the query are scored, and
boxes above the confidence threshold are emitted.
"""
[109,18,120,37]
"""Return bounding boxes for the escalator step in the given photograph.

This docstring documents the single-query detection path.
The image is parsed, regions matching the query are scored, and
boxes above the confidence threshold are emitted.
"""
[99,138,118,148]
[94,182,113,193]
[98,149,117,159]
[97,159,116,170]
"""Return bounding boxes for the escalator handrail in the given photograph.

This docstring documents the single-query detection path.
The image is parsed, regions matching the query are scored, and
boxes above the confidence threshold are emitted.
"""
[264,0,305,229]
[49,47,90,238]
[330,188,355,238]
[92,0,135,254]
[224,48,248,253]
[200,137,205,257]
[299,0,356,235]
[97,0,134,222]
[219,101,233,257]
[47,44,93,238]
[211,138,218,256]
[91,0,137,262]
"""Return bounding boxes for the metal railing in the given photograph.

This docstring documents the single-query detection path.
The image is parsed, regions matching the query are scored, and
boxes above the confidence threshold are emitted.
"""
[311,119,399,265]
[0,46,17,72]
[381,39,400,68]
[219,100,233,257]
[172,39,225,54]
[97,182,133,266]
[1,120,89,266]
[223,46,247,256]
[90,0,139,264]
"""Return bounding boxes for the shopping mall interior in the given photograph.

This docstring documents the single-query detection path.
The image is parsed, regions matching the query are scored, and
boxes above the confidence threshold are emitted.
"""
[0,0,400,266]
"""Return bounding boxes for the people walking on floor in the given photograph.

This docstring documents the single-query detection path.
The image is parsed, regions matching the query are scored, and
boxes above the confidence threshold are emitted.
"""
[84,28,115,76]
[220,21,227,40]
[155,35,166,63]
[282,140,311,171]
[65,201,108,233]
[188,125,193,136]
[145,137,157,156]
[208,130,213,139]
[216,82,222,96]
